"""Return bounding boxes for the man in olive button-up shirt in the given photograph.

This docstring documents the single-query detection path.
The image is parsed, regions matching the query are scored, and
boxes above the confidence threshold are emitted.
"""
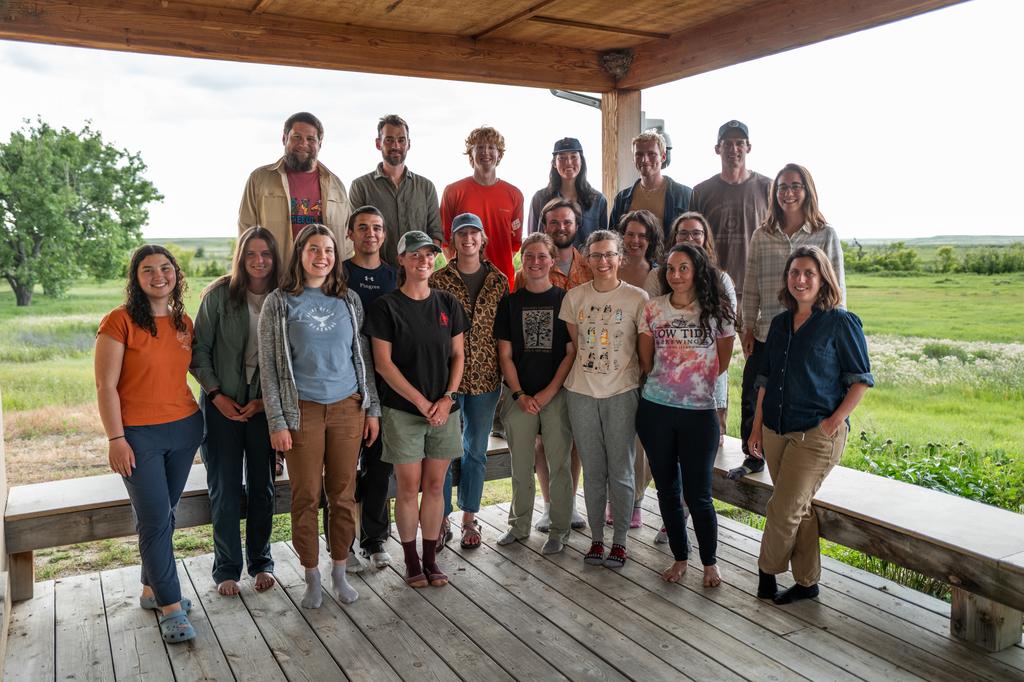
[349,115,443,266]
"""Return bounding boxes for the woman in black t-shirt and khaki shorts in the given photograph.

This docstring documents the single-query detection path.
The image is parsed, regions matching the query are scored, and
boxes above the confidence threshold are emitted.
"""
[364,231,468,588]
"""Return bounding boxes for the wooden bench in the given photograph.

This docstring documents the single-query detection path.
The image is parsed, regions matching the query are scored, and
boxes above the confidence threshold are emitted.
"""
[3,436,511,603]
[711,438,1024,652]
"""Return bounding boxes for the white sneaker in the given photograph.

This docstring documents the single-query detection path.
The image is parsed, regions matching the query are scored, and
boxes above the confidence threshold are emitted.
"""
[654,527,669,544]
[369,549,392,570]
[535,506,551,533]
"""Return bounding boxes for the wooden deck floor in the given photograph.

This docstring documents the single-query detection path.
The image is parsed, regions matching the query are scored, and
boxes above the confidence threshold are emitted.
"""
[5,491,1024,681]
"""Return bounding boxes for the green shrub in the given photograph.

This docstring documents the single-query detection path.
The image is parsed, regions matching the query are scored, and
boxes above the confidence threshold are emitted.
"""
[959,243,1024,274]
[844,241,921,273]
[852,432,1022,513]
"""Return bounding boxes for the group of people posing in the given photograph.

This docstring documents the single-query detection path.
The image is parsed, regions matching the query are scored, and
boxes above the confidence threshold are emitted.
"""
[94,112,873,644]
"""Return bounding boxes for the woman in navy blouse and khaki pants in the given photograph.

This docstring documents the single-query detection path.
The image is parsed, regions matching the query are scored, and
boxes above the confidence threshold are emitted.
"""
[748,245,873,605]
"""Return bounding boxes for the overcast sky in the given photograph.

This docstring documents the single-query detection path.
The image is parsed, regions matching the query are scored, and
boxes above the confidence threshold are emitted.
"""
[1,0,1020,241]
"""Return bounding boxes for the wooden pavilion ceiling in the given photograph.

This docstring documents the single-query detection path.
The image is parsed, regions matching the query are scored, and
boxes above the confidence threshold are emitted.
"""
[0,0,965,92]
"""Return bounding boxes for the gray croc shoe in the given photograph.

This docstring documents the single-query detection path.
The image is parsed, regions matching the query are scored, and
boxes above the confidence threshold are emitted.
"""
[159,610,195,644]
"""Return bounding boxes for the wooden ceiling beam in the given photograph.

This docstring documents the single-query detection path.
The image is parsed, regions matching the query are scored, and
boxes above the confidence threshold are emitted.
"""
[529,16,670,40]
[473,0,562,40]
[250,0,278,16]
[0,0,614,91]
[618,0,968,90]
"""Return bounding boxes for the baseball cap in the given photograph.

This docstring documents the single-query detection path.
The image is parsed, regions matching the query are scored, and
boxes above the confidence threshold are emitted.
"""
[718,120,749,142]
[396,230,440,254]
[451,213,484,235]
[552,137,583,154]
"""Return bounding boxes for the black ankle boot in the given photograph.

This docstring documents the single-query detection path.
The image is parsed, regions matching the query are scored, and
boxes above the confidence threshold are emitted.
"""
[757,570,778,599]
[772,582,819,605]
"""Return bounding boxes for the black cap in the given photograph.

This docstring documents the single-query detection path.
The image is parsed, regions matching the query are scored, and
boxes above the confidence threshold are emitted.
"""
[552,137,583,154]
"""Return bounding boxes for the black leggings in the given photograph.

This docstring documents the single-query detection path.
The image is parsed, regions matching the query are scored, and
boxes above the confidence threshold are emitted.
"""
[636,399,719,565]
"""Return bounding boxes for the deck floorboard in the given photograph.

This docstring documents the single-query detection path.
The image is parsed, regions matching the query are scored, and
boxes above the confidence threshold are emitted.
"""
[6,494,1023,681]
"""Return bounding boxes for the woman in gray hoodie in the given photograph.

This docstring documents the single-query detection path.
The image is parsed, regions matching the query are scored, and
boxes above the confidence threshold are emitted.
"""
[259,224,380,609]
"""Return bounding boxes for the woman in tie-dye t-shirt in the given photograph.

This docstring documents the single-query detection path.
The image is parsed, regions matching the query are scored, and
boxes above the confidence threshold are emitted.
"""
[637,243,736,587]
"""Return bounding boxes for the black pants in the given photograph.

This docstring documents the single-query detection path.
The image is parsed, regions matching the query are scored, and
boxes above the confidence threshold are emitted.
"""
[356,435,393,549]
[740,340,766,456]
[201,394,275,583]
[636,399,719,566]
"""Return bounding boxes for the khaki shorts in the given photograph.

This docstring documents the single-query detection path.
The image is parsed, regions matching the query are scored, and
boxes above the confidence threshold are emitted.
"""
[381,406,462,465]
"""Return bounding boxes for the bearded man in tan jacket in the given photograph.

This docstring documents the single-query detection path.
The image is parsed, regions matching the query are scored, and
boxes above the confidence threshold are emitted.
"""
[238,111,353,262]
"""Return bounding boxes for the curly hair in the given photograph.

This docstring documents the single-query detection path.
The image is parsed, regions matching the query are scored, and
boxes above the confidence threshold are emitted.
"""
[464,126,506,163]
[615,209,663,266]
[657,243,735,336]
[125,244,188,337]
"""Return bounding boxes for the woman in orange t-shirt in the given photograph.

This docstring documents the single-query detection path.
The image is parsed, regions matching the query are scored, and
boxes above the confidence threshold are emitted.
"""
[95,244,203,645]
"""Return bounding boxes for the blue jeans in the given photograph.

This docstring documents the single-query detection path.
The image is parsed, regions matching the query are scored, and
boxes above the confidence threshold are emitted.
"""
[444,388,501,516]
[122,411,204,607]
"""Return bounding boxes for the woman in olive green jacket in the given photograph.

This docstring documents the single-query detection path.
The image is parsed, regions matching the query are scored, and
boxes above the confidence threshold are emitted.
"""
[191,226,280,596]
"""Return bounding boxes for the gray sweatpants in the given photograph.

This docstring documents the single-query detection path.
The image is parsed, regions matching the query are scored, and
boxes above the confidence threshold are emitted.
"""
[566,389,638,547]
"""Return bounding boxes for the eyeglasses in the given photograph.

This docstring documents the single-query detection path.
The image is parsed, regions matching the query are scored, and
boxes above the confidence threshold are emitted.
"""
[777,183,806,194]
[587,251,620,261]
[676,230,705,240]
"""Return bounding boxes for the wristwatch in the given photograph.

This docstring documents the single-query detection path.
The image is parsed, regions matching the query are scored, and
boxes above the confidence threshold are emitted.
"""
[511,390,526,401]
[446,391,460,401]
[207,388,222,401]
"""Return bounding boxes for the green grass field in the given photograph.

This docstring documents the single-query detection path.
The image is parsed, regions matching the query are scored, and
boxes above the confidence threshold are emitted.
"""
[847,272,1024,342]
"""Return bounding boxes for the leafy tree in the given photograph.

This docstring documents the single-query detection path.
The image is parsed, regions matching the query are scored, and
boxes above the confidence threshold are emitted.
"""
[0,119,162,305]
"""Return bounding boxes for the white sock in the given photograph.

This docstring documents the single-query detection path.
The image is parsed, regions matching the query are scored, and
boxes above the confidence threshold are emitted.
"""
[331,562,359,604]
[301,568,323,609]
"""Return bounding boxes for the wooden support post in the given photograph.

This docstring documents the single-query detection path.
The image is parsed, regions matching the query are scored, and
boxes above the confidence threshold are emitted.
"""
[601,89,641,217]
[951,587,1023,652]
[8,552,34,603]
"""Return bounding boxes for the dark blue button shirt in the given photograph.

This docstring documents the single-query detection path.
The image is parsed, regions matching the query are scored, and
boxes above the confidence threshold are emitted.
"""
[755,308,874,434]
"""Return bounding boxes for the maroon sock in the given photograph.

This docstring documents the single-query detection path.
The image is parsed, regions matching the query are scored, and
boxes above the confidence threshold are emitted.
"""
[421,538,439,573]
[402,540,421,576]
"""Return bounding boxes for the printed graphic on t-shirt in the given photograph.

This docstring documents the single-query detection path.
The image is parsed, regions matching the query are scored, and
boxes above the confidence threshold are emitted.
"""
[522,309,553,350]
[176,329,192,351]
[440,311,449,327]
[291,197,323,226]
[642,297,732,409]
[576,301,629,374]
[302,305,338,332]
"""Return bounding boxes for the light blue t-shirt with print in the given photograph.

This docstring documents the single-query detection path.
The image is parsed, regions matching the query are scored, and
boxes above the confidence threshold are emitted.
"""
[286,287,358,404]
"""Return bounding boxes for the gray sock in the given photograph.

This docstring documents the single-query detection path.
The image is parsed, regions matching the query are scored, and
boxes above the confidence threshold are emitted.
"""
[331,563,359,604]
[301,568,323,609]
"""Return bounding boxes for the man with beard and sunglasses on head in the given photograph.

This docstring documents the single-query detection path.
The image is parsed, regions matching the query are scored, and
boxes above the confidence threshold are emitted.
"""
[239,111,353,264]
